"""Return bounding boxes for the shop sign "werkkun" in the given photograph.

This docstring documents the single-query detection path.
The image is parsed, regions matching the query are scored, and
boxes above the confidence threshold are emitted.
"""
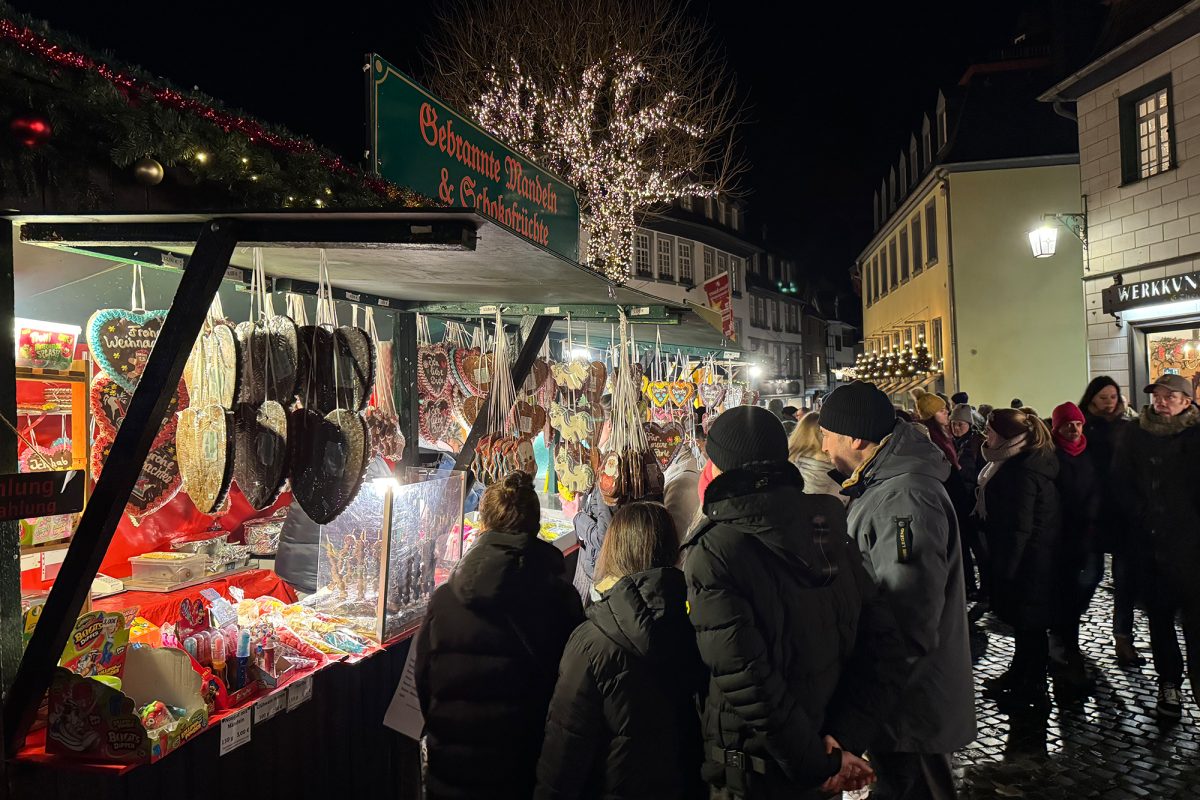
[1102,271,1200,314]
[368,54,581,263]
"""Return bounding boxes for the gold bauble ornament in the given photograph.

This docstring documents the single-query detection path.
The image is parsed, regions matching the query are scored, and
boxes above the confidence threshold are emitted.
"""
[132,157,164,186]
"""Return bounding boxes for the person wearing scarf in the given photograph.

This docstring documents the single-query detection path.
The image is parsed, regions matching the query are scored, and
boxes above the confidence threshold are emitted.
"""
[1049,402,1103,693]
[977,408,1062,712]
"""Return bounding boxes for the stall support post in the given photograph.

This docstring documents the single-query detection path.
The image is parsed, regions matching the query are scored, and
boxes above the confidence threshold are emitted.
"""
[453,315,554,473]
[393,312,420,470]
[0,221,17,798]
[2,219,241,756]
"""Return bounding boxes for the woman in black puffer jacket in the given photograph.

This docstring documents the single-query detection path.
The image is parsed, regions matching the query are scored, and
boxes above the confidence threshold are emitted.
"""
[416,473,583,800]
[977,408,1062,710]
[536,502,707,800]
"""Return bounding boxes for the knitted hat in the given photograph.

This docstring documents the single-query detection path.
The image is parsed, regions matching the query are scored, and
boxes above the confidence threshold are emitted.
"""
[950,403,975,426]
[1051,402,1085,431]
[705,405,788,471]
[951,391,969,405]
[988,408,1027,440]
[915,392,947,420]
[818,381,897,443]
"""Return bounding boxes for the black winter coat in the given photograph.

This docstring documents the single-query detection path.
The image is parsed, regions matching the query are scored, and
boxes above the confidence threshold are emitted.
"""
[1083,411,1130,553]
[1054,448,1101,550]
[681,462,886,799]
[535,568,707,800]
[1113,406,1200,599]
[955,432,985,488]
[415,529,584,800]
[983,448,1062,629]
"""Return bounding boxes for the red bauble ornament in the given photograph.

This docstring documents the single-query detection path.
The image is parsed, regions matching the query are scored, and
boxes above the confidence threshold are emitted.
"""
[10,115,52,148]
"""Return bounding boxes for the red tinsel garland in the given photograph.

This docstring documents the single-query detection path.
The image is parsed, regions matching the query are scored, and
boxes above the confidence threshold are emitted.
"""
[0,17,395,197]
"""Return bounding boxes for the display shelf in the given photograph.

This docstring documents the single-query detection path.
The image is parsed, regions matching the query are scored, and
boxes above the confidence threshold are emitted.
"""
[15,360,89,383]
[122,563,259,593]
[19,541,71,556]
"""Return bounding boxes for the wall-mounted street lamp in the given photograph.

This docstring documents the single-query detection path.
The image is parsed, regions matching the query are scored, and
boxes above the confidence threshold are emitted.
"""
[1028,211,1087,258]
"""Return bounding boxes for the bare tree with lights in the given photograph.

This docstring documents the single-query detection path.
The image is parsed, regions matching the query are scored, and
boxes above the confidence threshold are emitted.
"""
[426,0,746,283]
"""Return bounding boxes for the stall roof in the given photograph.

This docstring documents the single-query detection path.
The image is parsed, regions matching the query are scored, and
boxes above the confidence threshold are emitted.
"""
[8,209,733,351]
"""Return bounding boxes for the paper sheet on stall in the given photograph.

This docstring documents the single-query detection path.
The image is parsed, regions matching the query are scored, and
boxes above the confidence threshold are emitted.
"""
[383,631,423,740]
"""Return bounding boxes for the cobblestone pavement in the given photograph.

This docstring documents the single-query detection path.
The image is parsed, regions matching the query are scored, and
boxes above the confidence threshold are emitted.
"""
[950,567,1200,799]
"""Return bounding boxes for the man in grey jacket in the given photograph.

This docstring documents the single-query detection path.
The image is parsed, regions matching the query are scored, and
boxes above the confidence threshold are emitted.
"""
[819,381,975,800]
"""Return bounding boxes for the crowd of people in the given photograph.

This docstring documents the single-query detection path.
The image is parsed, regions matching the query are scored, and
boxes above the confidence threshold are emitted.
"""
[410,371,1200,799]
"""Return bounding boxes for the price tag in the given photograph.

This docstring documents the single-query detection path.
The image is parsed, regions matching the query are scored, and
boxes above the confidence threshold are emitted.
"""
[475,368,490,384]
[479,305,499,315]
[519,415,532,434]
[544,306,561,314]
[287,675,313,711]
[255,691,287,724]
[219,707,252,756]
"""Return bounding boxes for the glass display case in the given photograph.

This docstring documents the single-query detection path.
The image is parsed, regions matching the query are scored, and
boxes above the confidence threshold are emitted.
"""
[306,468,465,643]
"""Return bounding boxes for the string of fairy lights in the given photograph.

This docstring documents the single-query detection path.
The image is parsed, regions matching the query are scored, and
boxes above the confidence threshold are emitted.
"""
[473,53,718,283]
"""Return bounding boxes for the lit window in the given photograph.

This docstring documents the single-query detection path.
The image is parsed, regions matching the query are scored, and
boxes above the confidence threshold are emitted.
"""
[1136,87,1172,178]
[657,235,674,280]
[678,241,693,283]
[932,318,944,362]
[635,233,651,277]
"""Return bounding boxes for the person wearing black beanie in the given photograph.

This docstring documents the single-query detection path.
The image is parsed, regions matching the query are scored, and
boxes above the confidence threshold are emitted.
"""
[817,380,976,798]
[682,403,883,797]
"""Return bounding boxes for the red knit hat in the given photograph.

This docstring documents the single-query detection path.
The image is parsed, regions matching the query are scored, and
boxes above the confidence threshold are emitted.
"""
[1051,402,1085,431]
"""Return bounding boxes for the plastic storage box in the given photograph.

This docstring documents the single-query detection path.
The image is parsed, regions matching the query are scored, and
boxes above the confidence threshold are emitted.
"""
[128,552,208,586]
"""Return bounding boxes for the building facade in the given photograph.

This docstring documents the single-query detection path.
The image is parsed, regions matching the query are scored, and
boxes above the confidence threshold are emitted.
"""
[1041,1,1200,402]
[826,317,862,392]
[856,51,1089,414]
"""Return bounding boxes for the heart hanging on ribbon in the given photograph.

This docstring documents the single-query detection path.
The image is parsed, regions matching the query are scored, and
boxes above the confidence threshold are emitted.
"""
[90,375,189,480]
[295,326,339,415]
[93,411,183,522]
[512,400,547,440]
[549,402,594,444]
[697,382,725,409]
[236,316,300,407]
[452,346,482,396]
[364,406,406,462]
[416,345,451,400]
[462,395,485,428]
[288,407,367,524]
[647,381,671,408]
[183,321,240,409]
[650,406,675,425]
[420,398,454,444]
[19,441,74,473]
[474,352,495,396]
[584,362,608,404]
[232,401,290,510]
[176,405,236,515]
[235,321,269,405]
[335,326,375,411]
[533,358,553,394]
[645,422,685,470]
[86,309,167,392]
[669,381,695,409]
[723,384,745,409]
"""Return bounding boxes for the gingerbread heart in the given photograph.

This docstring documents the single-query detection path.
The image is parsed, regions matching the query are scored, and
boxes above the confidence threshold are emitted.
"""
[93,408,183,522]
[420,398,454,444]
[236,315,301,407]
[646,422,684,470]
[417,345,451,400]
[452,346,481,396]
[296,326,339,414]
[176,405,236,515]
[232,401,290,510]
[289,407,367,524]
[513,400,547,440]
[585,362,607,403]
[364,406,405,463]
[669,381,695,409]
[184,320,240,409]
[336,326,375,411]
[19,441,74,473]
[697,382,725,409]
[647,381,671,408]
[475,353,496,396]
[462,395,485,428]
[533,358,553,393]
[724,384,745,409]
[86,309,167,392]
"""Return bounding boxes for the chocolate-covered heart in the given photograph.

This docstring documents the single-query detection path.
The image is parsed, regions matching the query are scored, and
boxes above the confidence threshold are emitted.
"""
[417,345,451,400]
[236,316,299,407]
[296,326,338,414]
[183,321,240,409]
[176,405,236,515]
[364,406,406,462]
[289,407,368,524]
[86,309,167,392]
[233,401,290,510]
[336,326,375,411]
[646,422,684,469]
[235,321,268,405]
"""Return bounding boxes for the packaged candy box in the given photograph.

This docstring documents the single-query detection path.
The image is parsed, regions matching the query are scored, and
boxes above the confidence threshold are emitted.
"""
[16,318,79,371]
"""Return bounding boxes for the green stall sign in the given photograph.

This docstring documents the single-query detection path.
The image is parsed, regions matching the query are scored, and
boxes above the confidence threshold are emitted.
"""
[368,54,581,262]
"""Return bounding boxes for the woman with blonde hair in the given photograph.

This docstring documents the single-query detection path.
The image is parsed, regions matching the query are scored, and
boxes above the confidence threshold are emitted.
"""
[977,408,1063,711]
[536,502,706,799]
[788,411,848,503]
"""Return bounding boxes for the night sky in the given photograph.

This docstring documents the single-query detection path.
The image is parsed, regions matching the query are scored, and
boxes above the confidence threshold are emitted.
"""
[11,0,1043,294]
